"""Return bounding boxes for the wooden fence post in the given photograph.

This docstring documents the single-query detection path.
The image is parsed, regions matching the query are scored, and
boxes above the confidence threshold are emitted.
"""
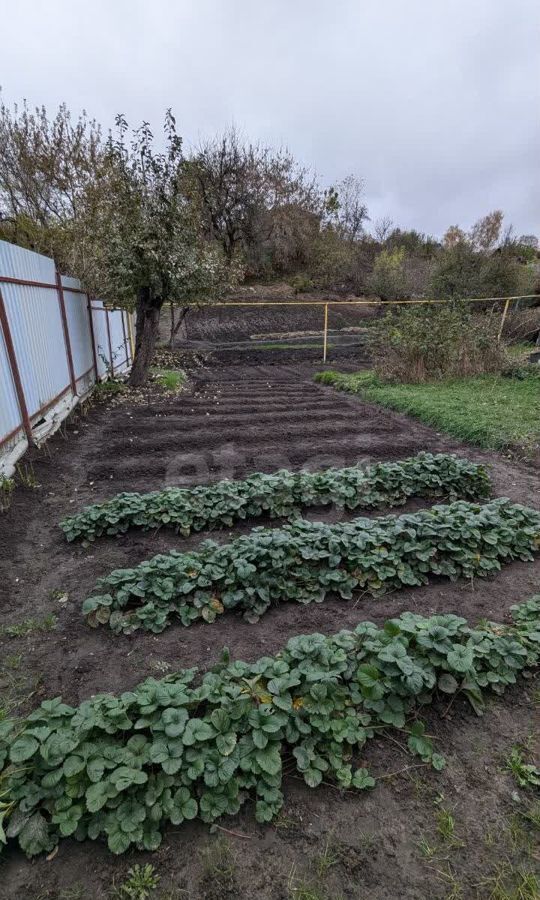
[497,297,511,343]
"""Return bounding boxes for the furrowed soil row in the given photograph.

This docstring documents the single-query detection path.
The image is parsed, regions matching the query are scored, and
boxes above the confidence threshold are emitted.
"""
[1,360,540,899]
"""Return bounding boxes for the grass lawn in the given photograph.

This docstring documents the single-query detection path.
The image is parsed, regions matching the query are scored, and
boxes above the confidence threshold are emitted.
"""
[315,370,540,451]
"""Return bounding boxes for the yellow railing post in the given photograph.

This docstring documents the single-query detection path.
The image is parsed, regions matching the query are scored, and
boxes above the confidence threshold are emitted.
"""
[497,297,511,343]
[322,303,329,363]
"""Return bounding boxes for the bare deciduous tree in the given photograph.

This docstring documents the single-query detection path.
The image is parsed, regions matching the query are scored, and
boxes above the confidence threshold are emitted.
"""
[331,175,369,242]
[373,216,393,243]
[185,127,322,265]
[517,234,538,250]
[0,98,105,273]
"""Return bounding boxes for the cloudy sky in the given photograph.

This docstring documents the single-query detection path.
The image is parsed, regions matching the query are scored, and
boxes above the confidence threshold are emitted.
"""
[1,0,539,237]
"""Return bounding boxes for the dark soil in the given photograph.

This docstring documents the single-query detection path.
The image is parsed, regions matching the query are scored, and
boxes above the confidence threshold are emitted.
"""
[160,289,379,366]
[1,360,539,900]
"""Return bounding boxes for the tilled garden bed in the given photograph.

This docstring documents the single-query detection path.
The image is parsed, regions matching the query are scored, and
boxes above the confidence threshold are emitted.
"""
[0,361,539,899]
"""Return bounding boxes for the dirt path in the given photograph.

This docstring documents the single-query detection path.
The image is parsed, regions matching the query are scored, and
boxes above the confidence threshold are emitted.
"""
[1,362,539,899]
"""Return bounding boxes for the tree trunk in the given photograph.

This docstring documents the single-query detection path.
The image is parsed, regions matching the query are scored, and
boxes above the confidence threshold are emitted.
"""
[129,287,163,386]
[169,301,175,348]
[169,306,190,348]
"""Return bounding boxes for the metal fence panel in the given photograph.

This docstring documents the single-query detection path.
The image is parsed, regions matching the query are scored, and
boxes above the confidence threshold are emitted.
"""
[0,239,55,283]
[109,309,130,373]
[0,320,23,452]
[0,240,132,475]
[90,302,111,378]
[0,244,71,419]
[61,275,94,390]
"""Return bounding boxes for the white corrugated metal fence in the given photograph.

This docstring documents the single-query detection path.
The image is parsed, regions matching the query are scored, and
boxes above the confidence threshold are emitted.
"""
[0,240,134,476]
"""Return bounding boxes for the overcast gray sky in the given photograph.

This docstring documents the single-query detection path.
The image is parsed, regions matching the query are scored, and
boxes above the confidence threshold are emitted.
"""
[1,0,539,237]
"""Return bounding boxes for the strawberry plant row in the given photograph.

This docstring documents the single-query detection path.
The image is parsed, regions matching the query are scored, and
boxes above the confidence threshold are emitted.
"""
[83,498,540,634]
[60,452,491,542]
[1,597,538,858]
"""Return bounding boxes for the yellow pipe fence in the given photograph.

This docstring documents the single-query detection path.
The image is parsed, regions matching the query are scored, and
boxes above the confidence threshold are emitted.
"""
[182,294,540,363]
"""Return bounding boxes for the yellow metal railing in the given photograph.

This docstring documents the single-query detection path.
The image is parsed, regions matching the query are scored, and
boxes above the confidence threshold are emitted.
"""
[183,294,540,362]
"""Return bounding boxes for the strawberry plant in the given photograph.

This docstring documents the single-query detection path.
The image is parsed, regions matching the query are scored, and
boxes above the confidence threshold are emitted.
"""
[1,598,538,858]
[82,498,540,634]
[60,453,491,542]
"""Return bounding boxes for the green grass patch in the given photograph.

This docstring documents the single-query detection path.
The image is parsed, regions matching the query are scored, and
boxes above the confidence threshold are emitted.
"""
[315,370,540,451]
[150,368,186,391]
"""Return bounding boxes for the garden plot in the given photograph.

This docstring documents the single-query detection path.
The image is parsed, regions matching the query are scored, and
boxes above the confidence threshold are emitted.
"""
[1,360,539,899]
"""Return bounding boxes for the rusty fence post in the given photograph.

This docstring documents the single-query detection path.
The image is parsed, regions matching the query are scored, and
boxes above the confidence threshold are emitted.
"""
[0,286,33,445]
[105,309,114,377]
[55,269,77,396]
[86,296,99,383]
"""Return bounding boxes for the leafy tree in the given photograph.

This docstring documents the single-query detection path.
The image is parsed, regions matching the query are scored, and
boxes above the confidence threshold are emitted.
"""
[85,113,238,385]
[429,243,482,300]
[469,209,503,251]
[443,225,467,249]
[385,228,440,258]
[431,213,533,301]
[311,227,374,294]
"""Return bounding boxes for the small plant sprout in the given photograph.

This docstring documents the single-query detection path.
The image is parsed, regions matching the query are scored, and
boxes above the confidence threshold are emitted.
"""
[287,865,330,900]
[418,837,438,860]
[15,461,40,489]
[0,613,57,639]
[201,838,237,893]
[436,807,463,848]
[504,747,540,790]
[315,837,339,878]
[112,864,160,899]
[0,476,15,512]
[0,614,57,639]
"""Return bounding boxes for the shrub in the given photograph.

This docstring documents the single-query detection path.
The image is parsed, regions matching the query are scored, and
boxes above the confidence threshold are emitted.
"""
[82,498,540,634]
[60,453,491,542]
[369,303,507,383]
[367,247,410,300]
[289,274,314,294]
[1,597,538,858]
